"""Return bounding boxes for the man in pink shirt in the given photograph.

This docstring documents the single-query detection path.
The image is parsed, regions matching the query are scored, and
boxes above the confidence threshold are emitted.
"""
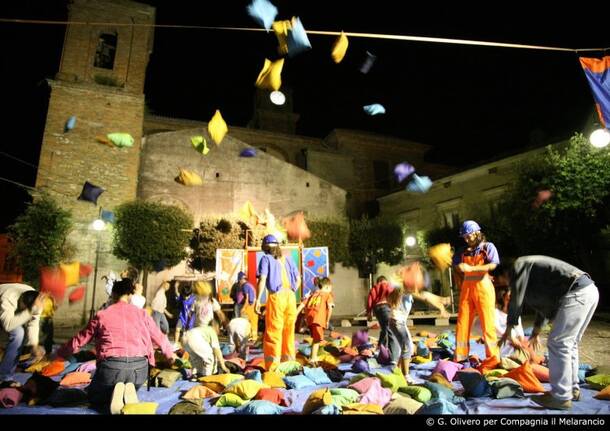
[56,278,176,414]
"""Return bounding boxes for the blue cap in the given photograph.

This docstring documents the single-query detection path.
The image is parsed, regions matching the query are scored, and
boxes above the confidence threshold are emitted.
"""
[459,220,481,236]
[262,234,279,245]
[237,271,247,281]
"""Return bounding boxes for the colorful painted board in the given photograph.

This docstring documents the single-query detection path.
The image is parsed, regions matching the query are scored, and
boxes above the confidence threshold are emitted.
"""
[215,249,245,304]
[302,247,329,298]
[247,246,301,305]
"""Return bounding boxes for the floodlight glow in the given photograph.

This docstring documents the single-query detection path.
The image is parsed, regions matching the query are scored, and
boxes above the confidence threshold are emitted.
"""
[590,128,610,148]
[270,90,286,106]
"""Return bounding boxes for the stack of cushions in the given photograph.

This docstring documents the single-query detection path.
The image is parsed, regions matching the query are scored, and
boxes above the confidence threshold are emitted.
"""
[284,374,316,390]
[262,371,287,389]
[489,378,525,399]
[383,393,423,415]
[303,367,332,385]
[348,377,392,406]
[182,385,219,400]
[302,388,333,414]
[503,362,545,393]
[199,373,243,393]
[223,380,270,400]
[456,369,491,397]
[215,393,247,407]
[398,385,432,403]
[235,400,285,415]
[376,368,408,393]
[329,388,360,407]
[255,388,287,406]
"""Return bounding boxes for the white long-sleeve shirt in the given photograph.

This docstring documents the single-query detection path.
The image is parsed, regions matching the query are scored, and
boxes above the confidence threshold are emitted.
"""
[0,283,41,346]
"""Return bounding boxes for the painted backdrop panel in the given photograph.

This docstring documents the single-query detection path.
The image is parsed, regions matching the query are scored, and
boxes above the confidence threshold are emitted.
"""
[302,247,329,298]
[215,249,245,304]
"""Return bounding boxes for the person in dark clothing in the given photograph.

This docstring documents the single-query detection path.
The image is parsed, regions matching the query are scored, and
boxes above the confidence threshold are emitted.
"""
[493,255,599,411]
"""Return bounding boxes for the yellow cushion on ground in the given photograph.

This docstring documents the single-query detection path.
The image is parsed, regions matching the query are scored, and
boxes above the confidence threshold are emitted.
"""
[199,373,243,388]
[224,379,270,400]
[302,388,333,414]
[122,402,158,414]
[342,403,384,415]
[262,371,287,388]
[182,385,219,400]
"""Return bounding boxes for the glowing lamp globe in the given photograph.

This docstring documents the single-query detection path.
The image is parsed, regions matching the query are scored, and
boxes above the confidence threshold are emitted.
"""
[270,90,286,106]
[590,128,610,148]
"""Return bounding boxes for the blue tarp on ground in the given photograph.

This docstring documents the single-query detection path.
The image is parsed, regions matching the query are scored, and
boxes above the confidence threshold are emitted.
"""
[1,339,608,414]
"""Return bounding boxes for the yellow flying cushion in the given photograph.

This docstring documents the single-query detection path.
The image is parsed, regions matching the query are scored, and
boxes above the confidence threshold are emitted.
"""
[175,168,203,186]
[208,110,228,145]
[331,31,349,63]
[255,58,284,91]
[60,262,80,287]
[428,243,453,271]
[272,19,292,55]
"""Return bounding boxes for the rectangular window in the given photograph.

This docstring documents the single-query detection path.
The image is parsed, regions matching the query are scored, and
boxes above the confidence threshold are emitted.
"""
[94,32,117,70]
[443,210,460,229]
[373,160,390,190]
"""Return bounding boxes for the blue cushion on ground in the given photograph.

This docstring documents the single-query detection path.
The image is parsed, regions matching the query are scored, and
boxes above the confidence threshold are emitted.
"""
[456,371,492,398]
[312,404,342,415]
[421,398,459,414]
[303,367,332,385]
[424,381,465,403]
[235,400,284,415]
[284,374,316,390]
[245,370,262,383]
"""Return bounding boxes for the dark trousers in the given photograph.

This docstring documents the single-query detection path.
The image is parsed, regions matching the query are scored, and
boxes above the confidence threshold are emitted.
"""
[87,356,148,410]
[389,321,413,365]
[152,311,169,334]
[39,317,54,354]
[373,303,392,348]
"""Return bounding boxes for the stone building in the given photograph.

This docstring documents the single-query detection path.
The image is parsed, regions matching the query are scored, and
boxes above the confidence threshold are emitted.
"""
[34,0,454,326]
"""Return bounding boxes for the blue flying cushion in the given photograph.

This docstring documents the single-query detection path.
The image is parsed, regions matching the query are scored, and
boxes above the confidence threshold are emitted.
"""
[77,181,104,204]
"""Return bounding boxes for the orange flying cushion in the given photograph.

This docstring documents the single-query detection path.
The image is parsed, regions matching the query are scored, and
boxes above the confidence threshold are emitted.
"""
[68,285,86,303]
[503,362,545,393]
[40,267,67,303]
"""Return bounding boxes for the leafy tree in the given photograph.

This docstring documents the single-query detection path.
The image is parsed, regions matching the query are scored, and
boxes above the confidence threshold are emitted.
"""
[113,201,193,291]
[499,133,610,274]
[8,194,74,286]
[188,217,250,272]
[348,216,404,272]
[304,217,350,271]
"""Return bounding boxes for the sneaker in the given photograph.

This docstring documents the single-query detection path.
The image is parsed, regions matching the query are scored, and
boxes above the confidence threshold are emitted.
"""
[123,382,139,405]
[531,393,572,410]
[110,382,125,415]
[573,388,581,401]
[405,375,416,385]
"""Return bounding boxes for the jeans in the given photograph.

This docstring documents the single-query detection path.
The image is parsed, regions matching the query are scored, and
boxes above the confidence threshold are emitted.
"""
[234,302,244,319]
[373,303,392,349]
[152,311,169,334]
[87,356,148,409]
[548,283,599,401]
[0,325,25,382]
[389,320,413,365]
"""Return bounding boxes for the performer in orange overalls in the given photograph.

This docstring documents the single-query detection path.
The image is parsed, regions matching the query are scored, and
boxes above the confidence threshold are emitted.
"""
[255,235,300,371]
[453,220,500,363]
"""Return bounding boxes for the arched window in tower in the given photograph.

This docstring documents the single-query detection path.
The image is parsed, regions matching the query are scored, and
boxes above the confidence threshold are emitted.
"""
[94,32,117,70]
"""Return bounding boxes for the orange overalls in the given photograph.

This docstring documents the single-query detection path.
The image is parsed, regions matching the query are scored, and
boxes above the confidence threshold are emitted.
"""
[263,257,297,370]
[454,251,499,362]
[241,299,259,343]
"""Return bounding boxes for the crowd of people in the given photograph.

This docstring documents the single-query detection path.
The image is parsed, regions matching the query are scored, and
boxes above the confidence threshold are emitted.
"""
[0,221,600,412]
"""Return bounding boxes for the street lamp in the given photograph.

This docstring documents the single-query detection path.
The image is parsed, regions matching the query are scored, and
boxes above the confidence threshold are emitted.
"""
[270,90,286,106]
[590,128,610,148]
[89,218,105,320]
[405,236,417,247]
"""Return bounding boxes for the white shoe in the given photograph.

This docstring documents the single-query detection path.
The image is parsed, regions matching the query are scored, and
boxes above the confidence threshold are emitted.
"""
[405,375,416,385]
[124,382,139,405]
[110,382,125,415]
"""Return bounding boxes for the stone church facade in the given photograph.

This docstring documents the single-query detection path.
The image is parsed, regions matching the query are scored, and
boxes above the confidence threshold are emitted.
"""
[35,0,453,326]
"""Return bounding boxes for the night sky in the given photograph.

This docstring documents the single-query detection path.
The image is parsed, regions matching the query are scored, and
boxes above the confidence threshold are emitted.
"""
[0,1,607,231]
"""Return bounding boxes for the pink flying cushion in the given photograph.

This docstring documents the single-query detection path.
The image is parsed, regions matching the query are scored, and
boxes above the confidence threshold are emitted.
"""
[432,359,464,382]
